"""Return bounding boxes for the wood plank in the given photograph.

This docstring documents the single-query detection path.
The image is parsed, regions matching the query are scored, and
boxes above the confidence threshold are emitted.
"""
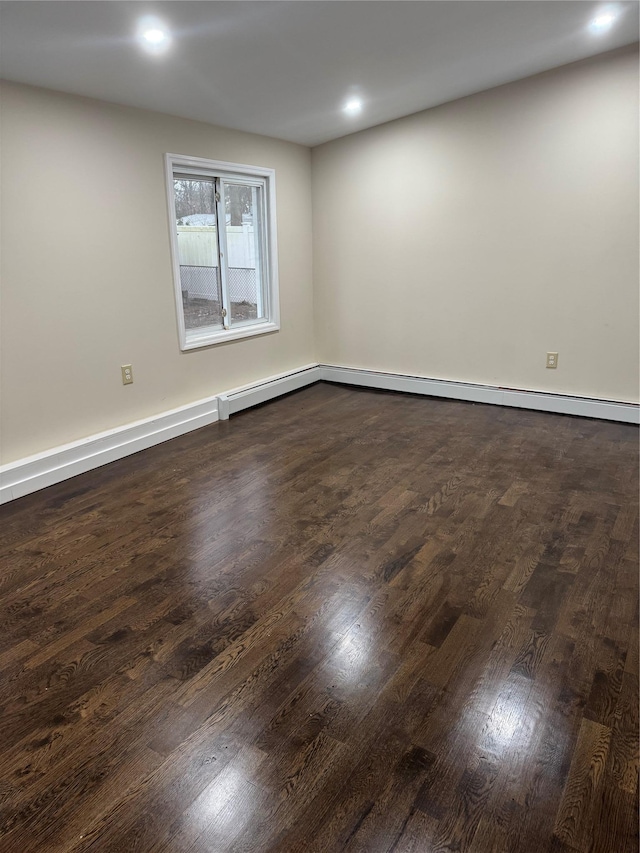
[553,718,612,850]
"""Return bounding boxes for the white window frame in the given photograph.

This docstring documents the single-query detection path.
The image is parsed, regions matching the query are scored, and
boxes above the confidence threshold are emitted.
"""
[164,153,280,350]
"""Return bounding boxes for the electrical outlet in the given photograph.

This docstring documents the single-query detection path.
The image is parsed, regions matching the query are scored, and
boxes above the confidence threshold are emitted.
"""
[121,364,134,385]
[546,352,558,369]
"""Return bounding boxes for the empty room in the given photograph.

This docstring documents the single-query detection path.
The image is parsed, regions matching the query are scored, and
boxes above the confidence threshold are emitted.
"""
[0,2,638,851]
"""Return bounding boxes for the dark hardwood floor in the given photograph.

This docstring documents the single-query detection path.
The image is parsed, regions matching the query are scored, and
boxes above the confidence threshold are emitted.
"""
[0,382,638,853]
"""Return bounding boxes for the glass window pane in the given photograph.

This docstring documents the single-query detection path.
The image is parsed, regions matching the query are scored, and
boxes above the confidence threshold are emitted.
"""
[173,178,223,330]
[223,183,265,325]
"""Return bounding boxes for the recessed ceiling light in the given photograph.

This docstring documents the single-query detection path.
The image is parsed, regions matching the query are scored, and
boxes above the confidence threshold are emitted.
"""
[344,98,363,116]
[143,28,167,45]
[137,16,172,54]
[589,11,617,32]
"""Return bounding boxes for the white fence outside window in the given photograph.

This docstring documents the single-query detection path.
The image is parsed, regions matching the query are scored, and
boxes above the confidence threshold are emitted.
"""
[177,224,257,303]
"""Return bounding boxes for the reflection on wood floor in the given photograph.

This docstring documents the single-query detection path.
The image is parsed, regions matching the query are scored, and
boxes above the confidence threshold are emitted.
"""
[0,382,637,852]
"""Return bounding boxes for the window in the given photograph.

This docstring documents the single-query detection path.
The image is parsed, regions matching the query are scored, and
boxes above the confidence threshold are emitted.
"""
[165,154,279,350]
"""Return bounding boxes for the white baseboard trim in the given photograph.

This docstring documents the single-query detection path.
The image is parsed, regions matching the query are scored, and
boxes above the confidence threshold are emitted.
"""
[216,363,321,419]
[0,396,220,505]
[2,362,637,504]
[0,364,322,505]
[318,365,640,425]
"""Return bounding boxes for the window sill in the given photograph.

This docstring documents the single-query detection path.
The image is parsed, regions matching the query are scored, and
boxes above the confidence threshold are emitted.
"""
[181,320,279,351]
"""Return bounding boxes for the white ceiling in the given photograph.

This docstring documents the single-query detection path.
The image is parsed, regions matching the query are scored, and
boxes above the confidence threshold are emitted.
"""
[0,1,638,147]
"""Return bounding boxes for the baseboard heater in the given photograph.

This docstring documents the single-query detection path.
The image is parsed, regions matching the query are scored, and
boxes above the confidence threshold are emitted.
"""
[1,362,637,504]
[317,365,639,425]
[216,364,322,419]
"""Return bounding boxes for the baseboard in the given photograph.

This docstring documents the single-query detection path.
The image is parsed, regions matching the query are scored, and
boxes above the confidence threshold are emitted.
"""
[0,396,220,505]
[2,361,637,504]
[318,365,640,425]
[0,364,322,505]
[216,364,321,419]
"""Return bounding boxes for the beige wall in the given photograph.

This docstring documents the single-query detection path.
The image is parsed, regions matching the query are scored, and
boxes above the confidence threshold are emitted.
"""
[312,47,639,403]
[2,48,638,466]
[0,82,314,463]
